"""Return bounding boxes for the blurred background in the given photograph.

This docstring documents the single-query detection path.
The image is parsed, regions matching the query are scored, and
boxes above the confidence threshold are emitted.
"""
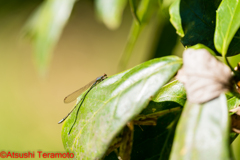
[0,0,239,159]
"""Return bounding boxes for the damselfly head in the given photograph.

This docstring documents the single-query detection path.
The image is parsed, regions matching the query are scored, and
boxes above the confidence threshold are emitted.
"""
[103,73,108,79]
[99,74,107,81]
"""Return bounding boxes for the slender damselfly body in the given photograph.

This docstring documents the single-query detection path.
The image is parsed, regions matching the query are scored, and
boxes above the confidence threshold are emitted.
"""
[58,73,108,135]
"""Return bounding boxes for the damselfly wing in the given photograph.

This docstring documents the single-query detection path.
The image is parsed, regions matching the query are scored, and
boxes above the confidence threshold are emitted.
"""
[59,74,108,134]
[64,74,107,103]
[64,79,96,103]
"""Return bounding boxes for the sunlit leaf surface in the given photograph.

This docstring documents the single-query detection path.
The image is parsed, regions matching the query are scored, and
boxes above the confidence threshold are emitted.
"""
[23,0,76,73]
[170,94,231,160]
[95,0,128,29]
[128,80,185,160]
[228,96,240,111]
[61,56,182,159]
[169,0,184,37]
[105,80,238,159]
[214,0,240,56]
[153,80,186,105]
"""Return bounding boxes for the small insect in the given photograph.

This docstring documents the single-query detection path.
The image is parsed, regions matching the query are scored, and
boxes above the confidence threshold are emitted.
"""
[58,73,108,135]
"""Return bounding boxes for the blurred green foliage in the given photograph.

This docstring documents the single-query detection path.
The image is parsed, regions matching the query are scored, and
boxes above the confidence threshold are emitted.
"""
[1,0,240,160]
[23,0,76,75]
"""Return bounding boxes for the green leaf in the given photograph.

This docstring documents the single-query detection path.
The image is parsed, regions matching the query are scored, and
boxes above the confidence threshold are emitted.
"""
[214,0,240,56]
[105,77,238,159]
[227,96,240,112]
[179,0,240,57]
[227,95,240,143]
[95,0,128,29]
[169,0,184,37]
[128,80,184,160]
[225,91,235,99]
[179,0,221,56]
[105,80,185,159]
[114,81,237,159]
[23,0,76,74]
[136,80,185,117]
[104,111,181,160]
[62,56,182,159]
[170,94,231,160]
[127,80,185,159]
[189,44,217,56]
[153,80,186,105]
[118,80,184,159]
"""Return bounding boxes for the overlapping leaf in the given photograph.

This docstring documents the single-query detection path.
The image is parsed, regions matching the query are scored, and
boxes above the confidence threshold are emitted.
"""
[170,94,231,160]
[153,80,186,105]
[214,0,240,56]
[104,80,238,159]
[175,0,240,57]
[138,80,186,116]
[169,0,184,37]
[61,56,182,159]
[104,80,185,160]
[128,80,185,160]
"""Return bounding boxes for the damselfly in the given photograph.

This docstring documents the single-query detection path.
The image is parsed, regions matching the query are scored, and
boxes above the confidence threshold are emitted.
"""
[58,73,108,135]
